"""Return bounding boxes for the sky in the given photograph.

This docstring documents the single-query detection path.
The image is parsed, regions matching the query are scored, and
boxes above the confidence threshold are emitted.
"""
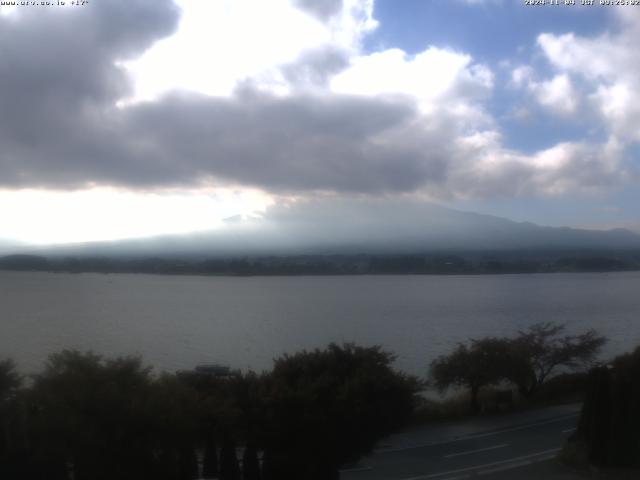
[1,0,639,246]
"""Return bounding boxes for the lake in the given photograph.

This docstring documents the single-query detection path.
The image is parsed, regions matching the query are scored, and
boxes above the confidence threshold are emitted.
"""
[1,271,639,376]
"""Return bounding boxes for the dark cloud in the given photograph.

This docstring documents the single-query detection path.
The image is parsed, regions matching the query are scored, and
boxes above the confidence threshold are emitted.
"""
[0,1,456,196]
[292,0,343,22]
[0,0,624,199]
[119,90,452,193]
[281,47,350,88]
[90,0,182,57]
[0,0,179,188]
[0,0,451,194]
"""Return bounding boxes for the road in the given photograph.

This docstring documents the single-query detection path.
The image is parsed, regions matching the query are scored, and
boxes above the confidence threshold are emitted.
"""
[341,404,581,480]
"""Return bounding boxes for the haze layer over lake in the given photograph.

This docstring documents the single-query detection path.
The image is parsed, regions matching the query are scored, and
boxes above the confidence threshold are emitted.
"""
[2,271,639,376]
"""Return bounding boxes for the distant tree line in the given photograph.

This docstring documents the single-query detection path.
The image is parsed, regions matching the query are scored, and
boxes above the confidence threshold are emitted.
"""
[0,344,420,480]
[1,252,640,276]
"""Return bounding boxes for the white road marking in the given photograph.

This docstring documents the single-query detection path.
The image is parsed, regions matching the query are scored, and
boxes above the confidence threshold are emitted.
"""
[400,448,561,480]
[379,414,578,453]
[444,443,509,459]
[339,466,372,473]
[477,453,556,475]
[562,427,576,433]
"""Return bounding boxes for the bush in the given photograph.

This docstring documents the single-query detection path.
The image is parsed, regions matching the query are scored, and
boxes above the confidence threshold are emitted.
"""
[530,372,589,404]
[575,346,640,468]
[262,343,422,479]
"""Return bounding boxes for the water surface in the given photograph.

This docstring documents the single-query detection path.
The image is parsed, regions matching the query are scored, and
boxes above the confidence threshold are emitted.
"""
[1,271,638,376]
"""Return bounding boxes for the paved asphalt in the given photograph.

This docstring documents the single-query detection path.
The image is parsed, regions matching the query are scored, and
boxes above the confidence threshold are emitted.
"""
[340,405,581,480]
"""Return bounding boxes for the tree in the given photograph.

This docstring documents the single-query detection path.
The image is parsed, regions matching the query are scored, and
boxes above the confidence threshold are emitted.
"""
[36,351,156,479]
[27,350,199,480]
[430,323,607,409]
[219,435,241,480]
[430,338,511,412]
[201,438,219,479]
[506,322,606,398]
[576,346,640,467]
[242,443,261,480]
[0,359,22,476]
[0,359,21,402]
[261,343,421,479]
[146,374,201,480]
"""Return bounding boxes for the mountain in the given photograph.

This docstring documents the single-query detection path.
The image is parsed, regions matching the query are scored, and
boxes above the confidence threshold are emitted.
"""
[11,201,640,257]
[0,239,24,256]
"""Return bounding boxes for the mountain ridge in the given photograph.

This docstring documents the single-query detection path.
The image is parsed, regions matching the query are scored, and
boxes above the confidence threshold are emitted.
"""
[3,203,640,257]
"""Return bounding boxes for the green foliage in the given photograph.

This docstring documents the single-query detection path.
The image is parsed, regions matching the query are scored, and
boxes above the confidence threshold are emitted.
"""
[506,322,606,397]
[1,344,420,479]
[430,337,511,412]
[145,373,200,448]
[241,443,260,480]
[0,359,24,478]
[201,439,219,478]
[611,345,640,380]
[22,350,204,480]
[0,359,21,402]
[219,436,241,480]
[576,348,640,468]
[177,368,248,437]
[430,323,607,412]
[530,372,589,404]
[28,351,157,479]
[262,343,421,479]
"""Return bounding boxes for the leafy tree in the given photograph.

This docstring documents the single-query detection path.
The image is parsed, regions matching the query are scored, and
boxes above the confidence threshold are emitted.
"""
[177,446,198,480]
[0,359,21,402]
[0,359,23,477]
[261,343,421,479]
[506,322,606,398]
[177,367,246,441]
[147,373,200,446]
[242,443,260,480]
[201,438,219,479]
[27,350,200,480]
[431,323,607,409]
[611,345,640,378]
[219,435,241,480]
[430,337,511,412]
[32,351,155,479]
[576,346,640,467]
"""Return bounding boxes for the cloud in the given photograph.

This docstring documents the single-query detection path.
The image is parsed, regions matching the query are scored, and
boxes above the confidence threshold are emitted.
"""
[112,85,620,198]
[532,14,640,143]
[537,74,577,115]
[280,46,351,89]
[510,66,533,88]
[0,0,627,203]
[293,0,343,22]
[124,0,377,101]
[454,139,624,198]
[0,0,179,186]
[331,47,493,112]
[0,0,178,104]
[120,90,437,193]
[511,64,579,115]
